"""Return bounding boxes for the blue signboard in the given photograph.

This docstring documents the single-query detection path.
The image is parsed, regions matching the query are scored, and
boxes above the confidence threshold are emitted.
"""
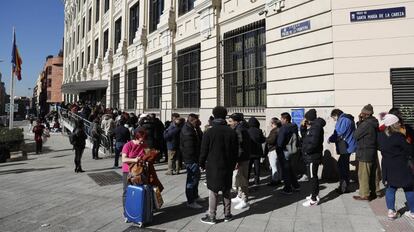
[281,20,311,38]
[291,108,305,128]
[350,7,405,22]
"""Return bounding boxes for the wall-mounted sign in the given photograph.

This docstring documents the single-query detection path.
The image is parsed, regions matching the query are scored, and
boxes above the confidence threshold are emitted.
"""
[350,7,405,22]
[281,20,311,38]
[291,108,305,128]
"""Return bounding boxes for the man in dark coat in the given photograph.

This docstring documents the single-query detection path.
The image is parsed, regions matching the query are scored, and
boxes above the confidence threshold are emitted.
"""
[247,117,265,186]
[228,113,251,210]
[164,114,184,175]
[113,118,131,168]
[300,109,326,207]
[200,106,238,224]
[353,104,381,201]
[180,113,203,209]
[72,120,88,173]
[277,112,300,195]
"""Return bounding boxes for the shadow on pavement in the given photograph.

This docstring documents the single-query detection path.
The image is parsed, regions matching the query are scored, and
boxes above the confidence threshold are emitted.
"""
[0,166,64,175]
[150,202,206,226]
[0,162,28,168]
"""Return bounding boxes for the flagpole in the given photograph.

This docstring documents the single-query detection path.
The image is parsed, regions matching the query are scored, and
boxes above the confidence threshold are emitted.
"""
[9,27,15,129]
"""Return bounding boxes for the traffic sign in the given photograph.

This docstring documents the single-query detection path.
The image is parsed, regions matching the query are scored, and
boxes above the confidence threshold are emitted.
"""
[5,103,18,113]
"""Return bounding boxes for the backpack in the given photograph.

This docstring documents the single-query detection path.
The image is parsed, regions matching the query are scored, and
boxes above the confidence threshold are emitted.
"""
[284,133,298,160]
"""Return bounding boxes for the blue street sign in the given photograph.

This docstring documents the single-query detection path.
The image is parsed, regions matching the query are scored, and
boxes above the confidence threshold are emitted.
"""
[350,7,406,22]
[291,108,305,128]
[281,20,311,38]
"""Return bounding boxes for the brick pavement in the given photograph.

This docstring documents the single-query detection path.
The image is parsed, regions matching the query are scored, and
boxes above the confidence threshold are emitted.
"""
[0,124,413,232]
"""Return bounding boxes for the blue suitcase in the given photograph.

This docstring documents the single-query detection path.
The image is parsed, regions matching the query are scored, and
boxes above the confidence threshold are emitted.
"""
[125,185,153,227]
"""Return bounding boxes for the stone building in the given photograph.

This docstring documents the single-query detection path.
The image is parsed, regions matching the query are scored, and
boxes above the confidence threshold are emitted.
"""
[62,0,414,130]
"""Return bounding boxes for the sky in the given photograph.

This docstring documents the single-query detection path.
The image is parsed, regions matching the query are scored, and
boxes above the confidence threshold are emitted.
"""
[0,0,64,97]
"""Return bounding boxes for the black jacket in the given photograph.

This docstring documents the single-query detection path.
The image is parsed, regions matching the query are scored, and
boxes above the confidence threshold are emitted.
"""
[200,119,238,192]
[378,132,414,188]
[301,118,326,163]
[354,116,379,162]
[247,117,265,159]
[180,122,203,164]
[139,118,157,149]
[72,127,87,149]
[277,123,299,150]
[234,121,251,162]
[114,125,131,143]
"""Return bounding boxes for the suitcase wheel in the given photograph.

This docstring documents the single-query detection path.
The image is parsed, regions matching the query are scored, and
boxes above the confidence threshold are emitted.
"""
[137,222,143,228]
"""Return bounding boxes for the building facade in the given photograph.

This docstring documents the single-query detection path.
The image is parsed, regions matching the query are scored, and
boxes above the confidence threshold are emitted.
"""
[62,0,414,131]
[0,72,7,115]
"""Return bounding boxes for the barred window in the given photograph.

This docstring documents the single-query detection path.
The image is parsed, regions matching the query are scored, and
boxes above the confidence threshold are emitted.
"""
[223,19,266,107]
[129,2,139,45]
[147,58,162,109]
[114,17,122,50]
[111,74,120,109]
[178,0,195,16]
[127,68,137,109]
[149,0,164,33]
[103,29,109,54]
[176,44,200,108]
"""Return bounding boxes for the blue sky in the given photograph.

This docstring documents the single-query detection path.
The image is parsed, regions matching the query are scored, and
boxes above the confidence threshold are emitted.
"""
[0,0,64,97]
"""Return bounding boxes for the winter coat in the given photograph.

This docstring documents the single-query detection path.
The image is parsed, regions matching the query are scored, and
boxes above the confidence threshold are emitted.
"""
[180,122,203,164]
[199,119,238,192]
[354,116,379,162]
[378,131,414,188]
[101,114,115,136]
[247,117,265,159]
[33,125,45,143]
[329,113,357,154]
[139,118,157,149]
[301,118,326,163]
[72,127,87,149]
[163,123,181,151]
[234,121,251,162]
[277,123,299,150]
[90,122,102,141]
[266,127,279,152]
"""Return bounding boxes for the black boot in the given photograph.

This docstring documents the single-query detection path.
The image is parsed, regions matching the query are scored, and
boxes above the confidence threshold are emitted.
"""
[75,166,79,173]
[77,166,85,173]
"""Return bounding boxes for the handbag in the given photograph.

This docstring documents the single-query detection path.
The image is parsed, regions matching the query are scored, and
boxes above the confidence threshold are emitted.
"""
[128,160,149,185]
[152,186,164,209]
[336,138,348,155]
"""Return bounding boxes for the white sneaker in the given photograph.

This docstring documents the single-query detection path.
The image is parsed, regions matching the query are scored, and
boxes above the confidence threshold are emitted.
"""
[234,201,249,210]
[187,202,203,209]
[404,211,414,219]
[298,175,309,182]
[305,195,320,201]
[302,198,319,207]
[231,196,242,203]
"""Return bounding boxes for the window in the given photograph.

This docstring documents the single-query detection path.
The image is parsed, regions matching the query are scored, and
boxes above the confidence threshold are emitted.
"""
[129,2,139,44]
[114,17,122,50]
[72,32,75,49]
[127,68,137,109]
[47,79,52,87]
[176,44,200,108]
[82,17,85,38]
[81,51,84,68]
[104,0,110,12]
[111,74,120,109]
[47,91,51,100]
[47,66,52,75]
[76,57,79,72]
[391,68,414,128]
[88,8,92,31]
[94,38,99,60]
[77,25,80,44]
[87,46,91,64]
[147,58,162,109]
[95,0,100,23]
[103,29,109,55]
[178,0,195,16]
[149,0,164,33]
[223,20,266,107]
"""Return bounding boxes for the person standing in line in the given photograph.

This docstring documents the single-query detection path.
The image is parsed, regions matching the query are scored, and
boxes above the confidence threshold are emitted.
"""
[101,112,115,153]
[72,120,88,173]
[378,114,414,220]
[300,109,326,207]
[277,112,301,195]
[228,113,251,210]
[353,104,381,201]
[180,113,204,209]
[200,106,239,224]
[32,120,45,154]
[113,117,131,168]
[90,117,103,160]
[164,113,184,175]
[266,117,283,186]
[247,116,266,186]
[328,109,357,194]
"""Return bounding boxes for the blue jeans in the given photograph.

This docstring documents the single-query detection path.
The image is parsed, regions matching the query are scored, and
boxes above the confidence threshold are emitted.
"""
[115,142,125,167]
[185,163,200,204]
[386,186,414,212]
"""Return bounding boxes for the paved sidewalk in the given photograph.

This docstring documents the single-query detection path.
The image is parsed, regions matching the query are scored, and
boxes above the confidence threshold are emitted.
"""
[0,124,412,232]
